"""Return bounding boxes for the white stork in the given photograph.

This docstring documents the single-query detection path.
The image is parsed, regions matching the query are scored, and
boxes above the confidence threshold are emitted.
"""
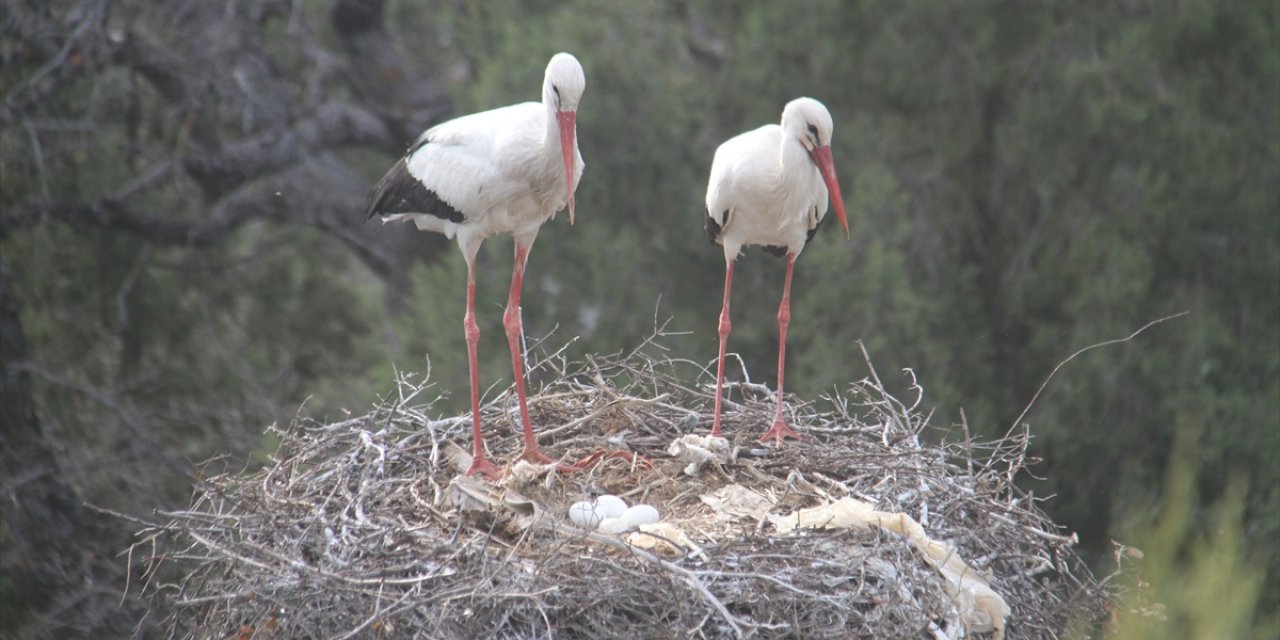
[363,52,586,479]
[704,97,848,445]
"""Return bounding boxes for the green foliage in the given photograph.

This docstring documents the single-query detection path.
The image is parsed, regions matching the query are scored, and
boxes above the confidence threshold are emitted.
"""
[1105,416,1277,640]
[3,219,388,508]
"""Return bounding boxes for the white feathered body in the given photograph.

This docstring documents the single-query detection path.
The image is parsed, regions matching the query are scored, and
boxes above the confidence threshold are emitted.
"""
[383,101,584,256]
[365,51,587,263]
[705,123,829,261]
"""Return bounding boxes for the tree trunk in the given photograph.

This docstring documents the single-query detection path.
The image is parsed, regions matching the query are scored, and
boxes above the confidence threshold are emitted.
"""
[0,262,132,635]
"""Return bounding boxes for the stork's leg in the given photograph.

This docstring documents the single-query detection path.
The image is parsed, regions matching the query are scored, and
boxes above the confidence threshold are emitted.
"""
[463,262,502,479]
[505,244,553,464]
[759,253,802,445]
[710,260,734,438]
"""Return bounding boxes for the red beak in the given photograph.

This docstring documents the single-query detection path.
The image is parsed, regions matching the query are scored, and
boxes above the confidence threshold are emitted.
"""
[556,110,577,224]
[809,145,848,238]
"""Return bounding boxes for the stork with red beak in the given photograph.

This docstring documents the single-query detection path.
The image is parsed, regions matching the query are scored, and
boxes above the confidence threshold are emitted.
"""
[704,97,848,445]
[363,52,585,479]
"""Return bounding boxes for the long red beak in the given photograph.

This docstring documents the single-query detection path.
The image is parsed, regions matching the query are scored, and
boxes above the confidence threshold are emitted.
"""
[556,110,577,224]
[809,145,848,238]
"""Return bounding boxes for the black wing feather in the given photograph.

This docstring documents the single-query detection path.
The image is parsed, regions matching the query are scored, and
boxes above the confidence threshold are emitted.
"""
[362,150,464,224]
[705,207,725,246]
[805,206,823,244]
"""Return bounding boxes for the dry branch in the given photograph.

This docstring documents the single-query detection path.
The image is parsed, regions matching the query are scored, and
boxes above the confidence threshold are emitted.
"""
[140,344,1109,639]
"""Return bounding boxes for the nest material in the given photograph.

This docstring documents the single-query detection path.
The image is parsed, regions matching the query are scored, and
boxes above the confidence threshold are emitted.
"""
[145,343,1109,639]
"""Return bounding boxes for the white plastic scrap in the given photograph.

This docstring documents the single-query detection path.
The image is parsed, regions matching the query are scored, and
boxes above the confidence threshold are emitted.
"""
[666,434,730,475]
[699,483,776,521]
[627,522,706,559]
[770,497,1011,640]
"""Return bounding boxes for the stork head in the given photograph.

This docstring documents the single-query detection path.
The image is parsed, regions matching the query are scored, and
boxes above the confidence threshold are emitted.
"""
[783,97,848,238]
[545,52,585,224]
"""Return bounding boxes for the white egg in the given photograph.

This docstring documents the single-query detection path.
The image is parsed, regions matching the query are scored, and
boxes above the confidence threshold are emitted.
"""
[594,505,661,535]
[596,517,630,534]
[568,501,603,528]
[595,494,628,519]
[569,495,631,529]
[619,504,660,528]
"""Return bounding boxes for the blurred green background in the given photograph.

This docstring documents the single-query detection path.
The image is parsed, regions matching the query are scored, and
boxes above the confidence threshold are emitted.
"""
[2,0,1276,636]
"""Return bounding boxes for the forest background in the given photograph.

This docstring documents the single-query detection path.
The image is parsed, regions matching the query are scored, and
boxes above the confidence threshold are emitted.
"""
[2,0,1276,636]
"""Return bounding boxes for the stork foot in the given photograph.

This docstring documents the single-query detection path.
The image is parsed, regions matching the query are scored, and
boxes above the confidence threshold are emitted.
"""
[465,455,504,480]
[514,445,591,475]
[515,444,555,466]
[757,419,804,446]
[560,449,653,473]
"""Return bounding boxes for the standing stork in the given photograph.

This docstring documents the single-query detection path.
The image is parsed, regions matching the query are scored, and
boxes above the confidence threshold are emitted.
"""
[363,52,586,479]
[704,97,848,445]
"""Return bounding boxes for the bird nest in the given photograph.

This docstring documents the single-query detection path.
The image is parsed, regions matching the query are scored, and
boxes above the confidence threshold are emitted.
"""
[142,340,1109,639]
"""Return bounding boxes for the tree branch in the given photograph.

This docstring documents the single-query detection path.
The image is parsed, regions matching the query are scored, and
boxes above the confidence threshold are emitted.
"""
[330,0,453,142]
[182,101,394,197]
[3,198,266,248]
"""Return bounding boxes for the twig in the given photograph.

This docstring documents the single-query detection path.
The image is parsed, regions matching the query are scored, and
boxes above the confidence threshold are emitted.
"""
[1003,311,1189,440]
[539,521,751,639]
[147,337,1109,638]
[334,585,413,640]
[989,512,1078,545]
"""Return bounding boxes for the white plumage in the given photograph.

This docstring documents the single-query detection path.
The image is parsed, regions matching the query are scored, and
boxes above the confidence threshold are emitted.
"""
[363,52,586,479]
[703,97,848,444]
[389,96,586,260]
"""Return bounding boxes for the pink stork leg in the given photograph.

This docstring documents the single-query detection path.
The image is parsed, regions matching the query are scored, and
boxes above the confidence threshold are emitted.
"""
[710,260,735,437]
[759,253,802,444]
[505,244,553,464]
[463,262,502,479]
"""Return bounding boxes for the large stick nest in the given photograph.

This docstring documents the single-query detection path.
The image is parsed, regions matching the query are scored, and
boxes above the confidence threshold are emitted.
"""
[142,339,1109,639]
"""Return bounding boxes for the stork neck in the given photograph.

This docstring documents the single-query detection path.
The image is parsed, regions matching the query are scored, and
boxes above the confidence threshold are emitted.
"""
[543,100,559,146]
[780,134,811,175]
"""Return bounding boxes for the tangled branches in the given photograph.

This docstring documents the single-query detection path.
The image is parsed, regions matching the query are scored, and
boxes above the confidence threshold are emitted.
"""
[140,342,1108,638]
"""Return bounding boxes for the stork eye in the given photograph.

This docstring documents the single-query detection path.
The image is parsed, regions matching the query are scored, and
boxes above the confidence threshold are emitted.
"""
[552,85,561,103]
[806,123,819,138]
